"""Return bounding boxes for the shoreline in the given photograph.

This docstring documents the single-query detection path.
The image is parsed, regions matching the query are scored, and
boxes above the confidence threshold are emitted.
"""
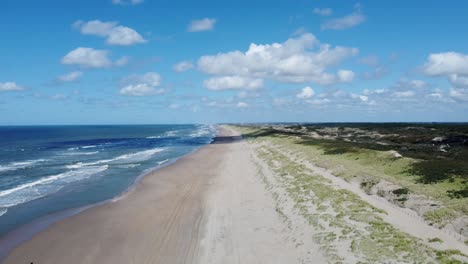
[0,132,215,262]
[1,128,231,264]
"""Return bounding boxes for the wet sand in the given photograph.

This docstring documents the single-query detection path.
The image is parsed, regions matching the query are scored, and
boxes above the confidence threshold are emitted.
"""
[2,127,323,264]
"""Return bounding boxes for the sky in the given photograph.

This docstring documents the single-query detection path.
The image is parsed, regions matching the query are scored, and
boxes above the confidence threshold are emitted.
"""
[1,0,468,125]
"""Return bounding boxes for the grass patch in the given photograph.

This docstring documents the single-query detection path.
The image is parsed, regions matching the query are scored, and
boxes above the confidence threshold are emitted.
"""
[251,140,457,262]
[424,208,458,227]
[392,187,410,195]
[429,237,443,243]
[234,125,468,226]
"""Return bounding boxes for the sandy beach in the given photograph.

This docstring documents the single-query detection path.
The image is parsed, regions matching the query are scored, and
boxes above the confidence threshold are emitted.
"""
[2,125,467,264]
[2,126,323,264]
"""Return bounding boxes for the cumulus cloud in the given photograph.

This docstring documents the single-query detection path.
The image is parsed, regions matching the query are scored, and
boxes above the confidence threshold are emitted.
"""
[119,72,164,96]
[409,80,426,88]
[188,18,216,32]
[237,102,249,108]
[198,33,358,86]
[296,86,315,99]
[74,20,146,46]
[449,88,468,101]
[337,70,355,82]
[62,47,112,68]
[449,74,468,87]
[423,52,468,76]
[204,76,263,90]
[112,0,143,5]
[57,71,83,83]
[350,93,369,102]
[321,4,365,30]
[422,52,468,102]
[313,7,333,16]
[361,79,448,105]
[173,61,194,72]
[393,90,415,98]
[0,82,24,92]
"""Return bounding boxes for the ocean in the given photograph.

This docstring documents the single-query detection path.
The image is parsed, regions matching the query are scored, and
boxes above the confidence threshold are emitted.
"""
[0,124,216,236]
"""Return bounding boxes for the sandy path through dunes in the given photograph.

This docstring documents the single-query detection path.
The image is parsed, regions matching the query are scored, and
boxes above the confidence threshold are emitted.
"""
[268,143,468,255]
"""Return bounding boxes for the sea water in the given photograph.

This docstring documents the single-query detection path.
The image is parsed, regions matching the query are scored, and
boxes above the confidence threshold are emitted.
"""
[0,124,216,236]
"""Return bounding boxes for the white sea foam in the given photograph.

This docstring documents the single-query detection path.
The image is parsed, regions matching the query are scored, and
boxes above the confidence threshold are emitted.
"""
[66,148,166,169]
[0,159,48,173]
[0,208,7,217]
[146,135,162,139]
[0,165,108,208]
[116,164,140,169]
[81,145,97,149]
[63,151,99,156]
[189,125,217,139]
[68,145,97,151]
[158,159,169,165]
[147,129,182,139]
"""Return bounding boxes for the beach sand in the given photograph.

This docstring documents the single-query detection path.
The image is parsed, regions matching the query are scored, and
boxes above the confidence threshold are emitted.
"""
[2,126,323,264]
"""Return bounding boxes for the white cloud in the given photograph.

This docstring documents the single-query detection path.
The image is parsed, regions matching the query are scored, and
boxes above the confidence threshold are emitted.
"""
[306,98,330,105]
[120,84,164,96]
[173,61,194,72]
[409,80,426,88]
[449,88,468,101]
[115,56,130,66]
[422,52,468,102]
[57,71,83,83]
[296,86,315,99]
[393,90,415,98]
[74,20,146,46]
[423,52,468,76]
[0,82,24,92]
[313,8,332,16]
[237,102,249,108]
[119,72,164,96]
[337,70,355,82]
[321,4,365,30]
[350,93,369,102]
[188,18,216,32]
[198,33,358,86]
[62,47,112,68]
[449,74,468,87]
[204,76,264,90]
[112,0,143,5]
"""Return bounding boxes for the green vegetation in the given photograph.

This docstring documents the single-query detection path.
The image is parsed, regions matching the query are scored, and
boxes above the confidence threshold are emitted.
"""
[392,187,410,195]
[424,208,458,227]
[235,124,468,226]
[249,139,466,263]
[239,123,468,191]
[429,237,443,243]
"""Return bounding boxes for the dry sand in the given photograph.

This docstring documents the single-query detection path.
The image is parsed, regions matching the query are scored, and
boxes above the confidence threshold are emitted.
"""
[1,127,323,264]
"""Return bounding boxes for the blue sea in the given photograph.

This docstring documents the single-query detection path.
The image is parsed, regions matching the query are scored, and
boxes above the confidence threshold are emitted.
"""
[0,124,216,236]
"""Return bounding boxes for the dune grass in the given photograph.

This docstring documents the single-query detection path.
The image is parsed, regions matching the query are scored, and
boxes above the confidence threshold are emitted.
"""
[234,125,468,226]
[249,135,465,263]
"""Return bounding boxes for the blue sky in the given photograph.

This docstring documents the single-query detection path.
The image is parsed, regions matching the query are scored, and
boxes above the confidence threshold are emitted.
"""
[1,0,468,125]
